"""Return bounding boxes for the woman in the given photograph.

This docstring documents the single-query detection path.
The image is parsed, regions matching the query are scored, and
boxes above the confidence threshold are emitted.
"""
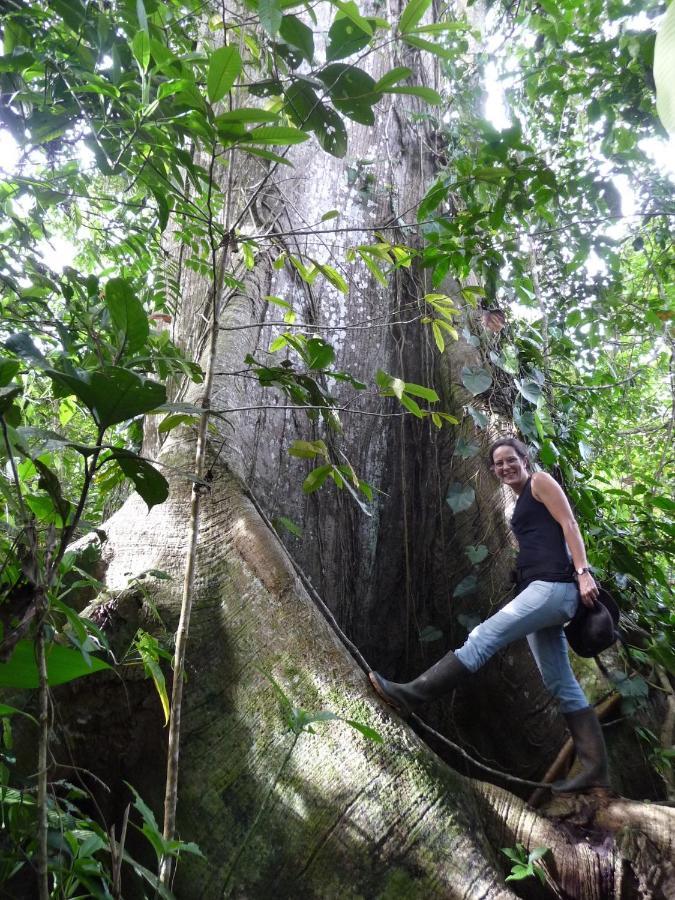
[369,437,609,793]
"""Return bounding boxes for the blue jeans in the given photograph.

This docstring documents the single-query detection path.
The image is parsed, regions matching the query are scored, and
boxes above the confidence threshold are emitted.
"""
[454,580,588,713]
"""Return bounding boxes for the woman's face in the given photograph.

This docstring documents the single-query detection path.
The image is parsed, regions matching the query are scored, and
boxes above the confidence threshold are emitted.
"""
[491,445,529,490]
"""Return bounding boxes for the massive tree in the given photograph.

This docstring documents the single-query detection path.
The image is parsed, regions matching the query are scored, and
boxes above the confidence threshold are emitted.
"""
[1,0,673,897]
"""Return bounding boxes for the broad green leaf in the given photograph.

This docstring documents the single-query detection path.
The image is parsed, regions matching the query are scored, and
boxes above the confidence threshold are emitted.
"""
[344,719,383,742]
[403,34,457,60]
[131,31,150,72]
[158,414,198,433]
[399,0,432,34]
[399,393,424,417]
[410,21,471,34]
[288,439,328,459]
[0,641,111,689]
[326,15,372,61]
[247,125,310,145]
[465,544,488,564]
[453,437,480,459]
[306,338,336,369]
[279,15,314,62]
[259,0,283,36]
[207,46,242,104]
[0,358,20,387]
[417,178,449,221]
[238,145,294,166]
[654,0,675,134]
[273,515,302,537]
[105,278,149,354]
[453,574,478,598]
[432,321,444,352]
[466,405,488,429]
[303,464,332,493]
[461,366,492,396]
[111,452,169,510]
[332,1,373,36]
[420,625,443,642]
[446,482,475,513]
[373,66,413,92]
[403,382,439,402]
[385,85,442,105]
[216,108,280,125]
[516,378,542,404]
[0,384,21,413]
[46,367,166,430]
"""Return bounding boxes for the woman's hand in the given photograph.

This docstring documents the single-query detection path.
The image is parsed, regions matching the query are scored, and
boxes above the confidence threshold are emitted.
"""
[578,571,599,607]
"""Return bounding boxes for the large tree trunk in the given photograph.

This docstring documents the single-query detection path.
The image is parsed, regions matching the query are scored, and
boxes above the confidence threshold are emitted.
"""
[54,445,674,899]
[45,4,673,897]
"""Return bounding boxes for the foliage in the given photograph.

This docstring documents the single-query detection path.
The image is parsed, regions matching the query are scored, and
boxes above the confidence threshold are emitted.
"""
[501,843,549,885]
[0,0,673,892]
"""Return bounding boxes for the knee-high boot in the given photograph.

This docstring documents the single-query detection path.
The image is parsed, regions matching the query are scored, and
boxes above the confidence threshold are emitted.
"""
[552,706,610,792]
[368,651,469,717]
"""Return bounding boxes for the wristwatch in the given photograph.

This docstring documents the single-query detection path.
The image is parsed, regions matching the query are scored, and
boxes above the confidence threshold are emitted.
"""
[576,566,591,575]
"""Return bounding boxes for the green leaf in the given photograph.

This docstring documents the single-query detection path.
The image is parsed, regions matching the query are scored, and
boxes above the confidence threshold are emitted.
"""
[288,439,328,459]
[34,459,71,524]
[453,574,478,598]
[0,358,21,387]
[419,625,443,642]
[0,384,21,414]
[399,393,424,417]
[516,378,542,404]
[402,34,457,60]
[207,45,242,104]
[332,1,373,36]
[385,85,442,105]
[279,15,314,62]
[216,108,280,125]
[111,452,169,510]
[446,482,475,514]
[432,321,444,352]
[302,464,332,494]
[157,413,199,434]
[105,278,149,355]
[453,437,480,459]
[399,0,432,34]
[326,15,372,61]
[306,338,335,370]
[465,544,488,564]
[373,67,413,91]
[46,367,166,430]
[654,0,675,134]
[461,366,492,396]
[344,719,383,742]
[259,0,283,36]
[0,641,111,689]
[131,31,150,73]
[466,405,487,429]
[403,382,439,402]
[247,126,310,145]
[273,515,302,537]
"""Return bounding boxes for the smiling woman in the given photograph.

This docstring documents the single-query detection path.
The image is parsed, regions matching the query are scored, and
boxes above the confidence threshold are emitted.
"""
[369,436,610,794]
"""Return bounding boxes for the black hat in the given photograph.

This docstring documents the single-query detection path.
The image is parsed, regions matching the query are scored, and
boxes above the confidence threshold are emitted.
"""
[564,586,621,658]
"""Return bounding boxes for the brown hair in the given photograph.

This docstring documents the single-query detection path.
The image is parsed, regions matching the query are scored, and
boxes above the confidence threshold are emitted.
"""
[489,437,531,470]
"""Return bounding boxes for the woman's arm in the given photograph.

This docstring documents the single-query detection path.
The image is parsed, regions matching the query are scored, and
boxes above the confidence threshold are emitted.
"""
[530,471,599,607]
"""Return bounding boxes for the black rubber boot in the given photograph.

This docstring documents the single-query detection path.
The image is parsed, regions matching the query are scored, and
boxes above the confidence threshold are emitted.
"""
[368,651,469,717]
[552,706,610,793]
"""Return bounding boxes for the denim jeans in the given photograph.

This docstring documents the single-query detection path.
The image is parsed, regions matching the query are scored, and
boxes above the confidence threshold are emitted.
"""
[454,580,589,713]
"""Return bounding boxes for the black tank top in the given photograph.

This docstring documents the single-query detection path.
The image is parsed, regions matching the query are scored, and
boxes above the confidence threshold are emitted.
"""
[510,478,574,583]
